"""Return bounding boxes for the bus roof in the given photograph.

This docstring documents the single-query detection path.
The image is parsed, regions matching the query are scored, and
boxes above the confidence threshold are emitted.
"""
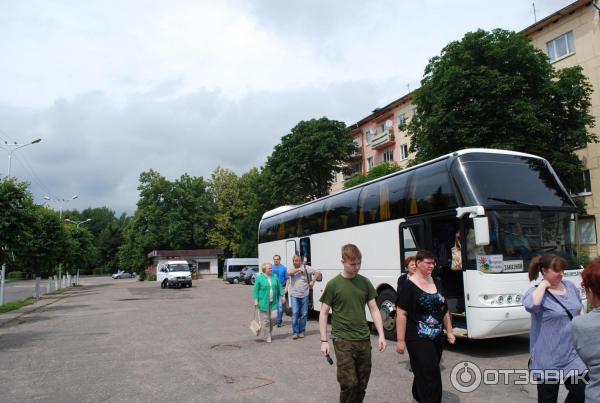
[261,148,549,221]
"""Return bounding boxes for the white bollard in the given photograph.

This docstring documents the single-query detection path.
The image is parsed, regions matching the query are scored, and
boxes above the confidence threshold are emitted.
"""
[35,276,40,299]
[47,277,51,293]
[55,275,59,290]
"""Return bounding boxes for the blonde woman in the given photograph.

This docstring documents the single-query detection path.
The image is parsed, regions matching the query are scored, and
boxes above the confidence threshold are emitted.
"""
[253,262,285,343]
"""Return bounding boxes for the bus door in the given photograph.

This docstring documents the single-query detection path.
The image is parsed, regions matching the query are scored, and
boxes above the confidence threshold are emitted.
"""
[285,240,297,268]
[399,220,424,273]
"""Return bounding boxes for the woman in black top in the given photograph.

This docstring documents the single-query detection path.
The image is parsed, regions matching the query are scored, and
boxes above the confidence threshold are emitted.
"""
[396,250,455,403]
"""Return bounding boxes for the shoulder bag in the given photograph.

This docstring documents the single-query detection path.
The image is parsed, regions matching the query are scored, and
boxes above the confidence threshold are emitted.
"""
[249,307,262,336]
[450,239,462,271]
[528,288,574,369]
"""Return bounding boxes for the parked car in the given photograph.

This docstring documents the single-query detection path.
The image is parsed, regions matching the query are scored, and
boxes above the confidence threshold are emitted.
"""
[112,271,134,279]
[244,267,260,285]
[227,266,251,284]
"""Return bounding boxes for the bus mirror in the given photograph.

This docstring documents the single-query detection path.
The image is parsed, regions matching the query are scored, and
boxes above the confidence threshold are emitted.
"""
[473,217,490,246]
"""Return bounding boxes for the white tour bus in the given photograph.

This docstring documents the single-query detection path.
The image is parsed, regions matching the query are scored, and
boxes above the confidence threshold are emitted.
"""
[257,149,586,339]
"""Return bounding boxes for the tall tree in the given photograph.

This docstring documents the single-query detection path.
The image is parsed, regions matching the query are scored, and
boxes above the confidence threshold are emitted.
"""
[408,29,596,191]
[207,167,245,257]
[344,162,402,189]
[118,170,213,273]
[265,117,355,204]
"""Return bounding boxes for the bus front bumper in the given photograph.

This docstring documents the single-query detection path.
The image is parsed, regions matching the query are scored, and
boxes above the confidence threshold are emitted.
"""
[466,305,530,339]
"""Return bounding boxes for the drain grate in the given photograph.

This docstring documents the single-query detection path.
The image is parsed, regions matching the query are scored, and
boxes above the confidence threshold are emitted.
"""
[210,343,241,351]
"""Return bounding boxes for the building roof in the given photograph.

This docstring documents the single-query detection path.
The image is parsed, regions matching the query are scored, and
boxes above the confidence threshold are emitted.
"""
[147,249,224,258]
[349,92,413,130]
[520,0,592,37]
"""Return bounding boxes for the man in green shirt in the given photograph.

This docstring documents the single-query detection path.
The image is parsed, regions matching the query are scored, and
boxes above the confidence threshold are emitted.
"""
[319,244,386,403]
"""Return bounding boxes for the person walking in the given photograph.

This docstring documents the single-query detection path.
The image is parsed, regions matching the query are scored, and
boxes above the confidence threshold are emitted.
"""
[253,262,285,343]
[397,255,417,293]
[319,244,386,403]
[288,255,320,339]
[396,250,455,403]
[523,254,587,403]
[572,258,600,403]
[271,255,289,327]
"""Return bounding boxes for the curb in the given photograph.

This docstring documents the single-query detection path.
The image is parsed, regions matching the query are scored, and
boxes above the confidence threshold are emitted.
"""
[0,289,75,328]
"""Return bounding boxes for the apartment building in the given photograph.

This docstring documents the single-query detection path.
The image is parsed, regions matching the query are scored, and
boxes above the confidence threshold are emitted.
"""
[523,0,600,255]
[333,0,600,255]
[330,93,415,192]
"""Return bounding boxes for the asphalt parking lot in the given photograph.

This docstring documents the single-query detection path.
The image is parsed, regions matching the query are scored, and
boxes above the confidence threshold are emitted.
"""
[0,276,562,402]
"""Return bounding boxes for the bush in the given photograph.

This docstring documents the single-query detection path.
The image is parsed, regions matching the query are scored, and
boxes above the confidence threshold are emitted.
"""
[146,274,156,281]
[92,267,111,276]
[7,271,25,280]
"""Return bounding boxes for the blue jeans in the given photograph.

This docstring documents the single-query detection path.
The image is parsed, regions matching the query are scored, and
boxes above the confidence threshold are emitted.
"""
[291,295,309,335]
[277,296,285,325]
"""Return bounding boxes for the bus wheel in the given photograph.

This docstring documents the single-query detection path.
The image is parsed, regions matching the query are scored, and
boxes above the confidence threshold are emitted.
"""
[377,288,397,341]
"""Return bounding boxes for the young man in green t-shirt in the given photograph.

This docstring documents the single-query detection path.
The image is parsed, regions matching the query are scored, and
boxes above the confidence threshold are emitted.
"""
[319,244,387,403]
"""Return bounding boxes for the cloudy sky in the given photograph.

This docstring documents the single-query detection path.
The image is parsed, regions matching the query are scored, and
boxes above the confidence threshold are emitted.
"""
[0,0,574,215]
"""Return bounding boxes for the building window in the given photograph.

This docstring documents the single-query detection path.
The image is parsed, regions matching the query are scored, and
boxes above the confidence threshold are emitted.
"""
[367,157,374,171]
[400,144,408,160]
[579,216,597,245]
[365,128,374,145]
[572,169,592,195]
[546,31,575,63]
[411,107,417,116]
[383,148,394,162]
[397,113,406,126]
[331,172,338,183]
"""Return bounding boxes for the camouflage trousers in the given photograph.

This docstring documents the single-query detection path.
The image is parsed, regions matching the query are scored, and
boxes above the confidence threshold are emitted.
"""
[333,339,372,403]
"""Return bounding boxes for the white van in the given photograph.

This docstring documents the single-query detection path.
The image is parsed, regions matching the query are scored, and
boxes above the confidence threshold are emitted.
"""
[223,258,259,282]
[157,260,192,288]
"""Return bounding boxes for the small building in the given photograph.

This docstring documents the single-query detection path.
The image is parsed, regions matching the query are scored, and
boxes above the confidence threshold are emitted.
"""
[146,249,223,278]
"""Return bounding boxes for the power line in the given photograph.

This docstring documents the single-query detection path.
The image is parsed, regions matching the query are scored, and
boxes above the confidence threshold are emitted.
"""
[14,154,58,199]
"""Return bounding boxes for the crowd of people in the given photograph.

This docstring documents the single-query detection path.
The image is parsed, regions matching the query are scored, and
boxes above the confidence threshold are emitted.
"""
[251,246,600,403]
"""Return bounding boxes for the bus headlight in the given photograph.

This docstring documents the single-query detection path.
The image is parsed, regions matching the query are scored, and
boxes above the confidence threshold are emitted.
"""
[479,293,523,306]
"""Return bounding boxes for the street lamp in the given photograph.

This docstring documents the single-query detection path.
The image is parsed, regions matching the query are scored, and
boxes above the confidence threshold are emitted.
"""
[63,217,92,287]
[44,195,78,219]
[64,218,92,228]
[2,138,42,177]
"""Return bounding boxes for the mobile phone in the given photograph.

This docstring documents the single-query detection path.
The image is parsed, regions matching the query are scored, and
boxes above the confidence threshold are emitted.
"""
[325,354,334,365]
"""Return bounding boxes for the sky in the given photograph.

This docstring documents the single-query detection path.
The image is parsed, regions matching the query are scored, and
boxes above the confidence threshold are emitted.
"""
[0,0,576,215]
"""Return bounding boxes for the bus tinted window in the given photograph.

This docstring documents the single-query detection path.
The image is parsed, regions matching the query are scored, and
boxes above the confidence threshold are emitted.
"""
[411,161,457,214]
[298,200,325,235]
[359,182,392,224]
[323,188,360,231]
[388,171,412,219]
[259,216,279,243]
[280,209,298,238]
[452,154,573,207]
[359,182,380,224]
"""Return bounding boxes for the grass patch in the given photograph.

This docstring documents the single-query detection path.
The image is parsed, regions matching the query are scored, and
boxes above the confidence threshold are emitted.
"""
[0,297,35,314]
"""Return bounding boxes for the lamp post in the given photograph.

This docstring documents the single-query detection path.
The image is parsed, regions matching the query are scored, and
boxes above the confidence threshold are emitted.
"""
[2,138,42,177]
[44,195,78,219]
[64,218,92,228]
[64,218,91,286]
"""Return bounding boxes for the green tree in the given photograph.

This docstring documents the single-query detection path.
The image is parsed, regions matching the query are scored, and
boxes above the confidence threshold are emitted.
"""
[344,162,402,189]
[409,28,596,191]
[207,167,245,257]
[265,117,355,204]
[117,170,213,273]
[0,178,37,270]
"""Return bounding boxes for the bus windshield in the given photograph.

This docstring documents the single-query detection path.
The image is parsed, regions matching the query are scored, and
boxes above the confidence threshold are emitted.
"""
[451,153,573,208]
[464,210,578,273]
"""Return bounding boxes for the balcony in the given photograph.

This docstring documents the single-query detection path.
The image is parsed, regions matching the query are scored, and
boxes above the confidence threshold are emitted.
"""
[350,148,362,159]
[370,130,395,149]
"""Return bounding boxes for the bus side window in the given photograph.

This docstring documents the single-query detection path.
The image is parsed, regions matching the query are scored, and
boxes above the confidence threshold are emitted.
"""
[300,238,311,266]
